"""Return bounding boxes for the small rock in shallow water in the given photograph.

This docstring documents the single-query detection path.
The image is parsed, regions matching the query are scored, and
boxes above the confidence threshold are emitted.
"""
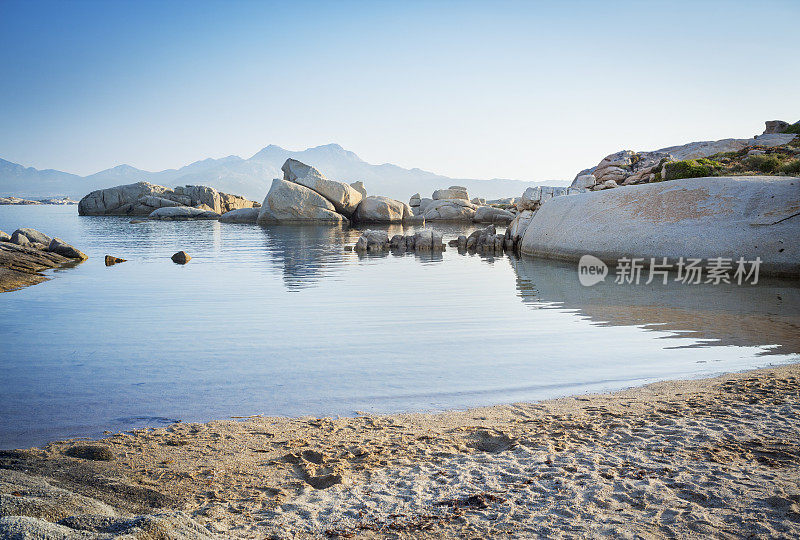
[64,445,114,461]
[344,245,353,252]
[129,220,146,224]
[171,251,191,264]
[105,255,127,266]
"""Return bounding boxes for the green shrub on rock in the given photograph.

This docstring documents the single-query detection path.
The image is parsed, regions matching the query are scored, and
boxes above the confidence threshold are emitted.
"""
[780,159,800,175]
[745,154,783,173]
[663,159,722,181]
[781,123,800,135]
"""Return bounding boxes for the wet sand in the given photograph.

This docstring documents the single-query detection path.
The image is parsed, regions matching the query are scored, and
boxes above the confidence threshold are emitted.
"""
[1,363,799,538]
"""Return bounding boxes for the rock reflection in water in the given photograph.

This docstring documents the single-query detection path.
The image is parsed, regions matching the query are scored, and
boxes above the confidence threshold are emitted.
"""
[510,255,800,355]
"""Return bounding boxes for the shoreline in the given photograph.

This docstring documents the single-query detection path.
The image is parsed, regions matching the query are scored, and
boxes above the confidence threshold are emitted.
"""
[2,362,799,538]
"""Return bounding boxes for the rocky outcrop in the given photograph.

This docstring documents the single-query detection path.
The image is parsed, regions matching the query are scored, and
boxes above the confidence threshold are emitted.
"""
[763,120,791,134]
[0,196,41,205]
[148,207,220,220]
[219,207,260,224]
[353,196,412,223]
[78,181,258,216]
[282,159,363,216]
[0,230,10,242]
[573,131,798,190]
[258,179,346,225]
[1,230,86,292]
[519,176,800,277]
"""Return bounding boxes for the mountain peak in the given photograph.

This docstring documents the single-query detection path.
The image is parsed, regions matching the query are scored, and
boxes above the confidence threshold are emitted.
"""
[249,144,287,160]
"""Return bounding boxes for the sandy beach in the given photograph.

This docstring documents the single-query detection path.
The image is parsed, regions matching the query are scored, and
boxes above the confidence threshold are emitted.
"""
[1,362,799,538]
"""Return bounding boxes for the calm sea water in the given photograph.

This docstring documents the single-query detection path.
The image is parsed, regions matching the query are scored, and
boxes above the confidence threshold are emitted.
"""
[1,205,799,449]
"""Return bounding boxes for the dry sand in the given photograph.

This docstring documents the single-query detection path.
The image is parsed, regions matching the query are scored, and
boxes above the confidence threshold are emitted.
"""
[1,363,799,538]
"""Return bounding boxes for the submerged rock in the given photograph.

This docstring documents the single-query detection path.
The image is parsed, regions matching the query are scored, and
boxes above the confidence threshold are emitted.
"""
[104,255,126,266]
[354,230,390,252]
[148,207,220,220]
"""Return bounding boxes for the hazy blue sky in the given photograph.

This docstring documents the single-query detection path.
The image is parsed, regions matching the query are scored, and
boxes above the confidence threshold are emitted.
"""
[1,0,797,181]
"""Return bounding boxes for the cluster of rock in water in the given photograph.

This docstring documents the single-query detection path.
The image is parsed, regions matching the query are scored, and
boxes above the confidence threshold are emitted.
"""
[75,158,531,228]
[408,186,516,224]
[352,224,515,256]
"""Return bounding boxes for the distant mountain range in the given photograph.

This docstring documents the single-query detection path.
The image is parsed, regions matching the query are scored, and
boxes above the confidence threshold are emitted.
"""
[0,144,562,201]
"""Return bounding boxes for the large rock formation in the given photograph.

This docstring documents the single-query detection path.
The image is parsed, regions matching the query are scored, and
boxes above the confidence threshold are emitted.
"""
[78,181,258,216]
[257,179,346,225]
[353,196,412,223]
[572,131,798,190]
[519,176,800,277]
[282,159,363,216]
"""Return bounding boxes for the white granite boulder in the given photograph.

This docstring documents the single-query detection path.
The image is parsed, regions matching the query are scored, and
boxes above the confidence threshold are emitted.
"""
[432,186,468,200]
[353,196,412,223]
[219,207,260,224]
[257,179,346,225]
[519,176,800,277]
[423,199,476,221]
[473,206,515,223]
[282,159,363,216]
